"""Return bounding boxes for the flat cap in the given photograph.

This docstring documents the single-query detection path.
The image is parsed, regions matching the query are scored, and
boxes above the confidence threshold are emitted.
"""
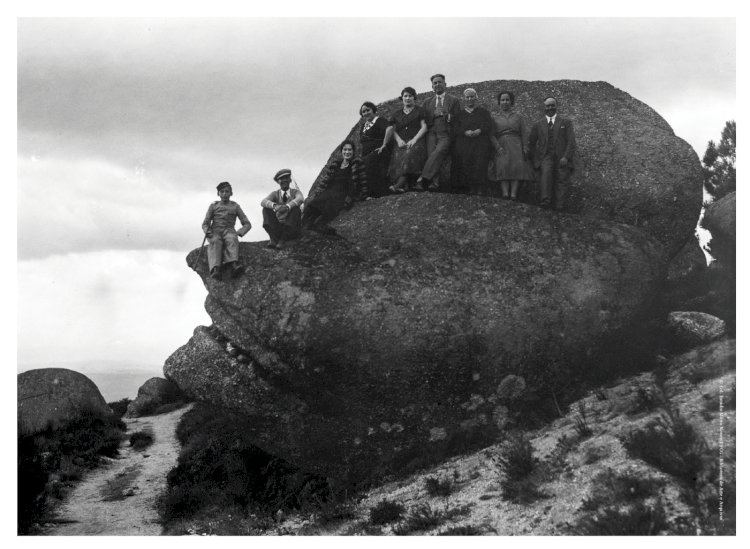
[274,169,292,182]
[217,181,232,191]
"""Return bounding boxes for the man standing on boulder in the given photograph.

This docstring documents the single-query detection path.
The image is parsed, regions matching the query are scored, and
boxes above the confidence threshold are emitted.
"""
[528,96,576,210]
[416,73,461,192]
[261,169,304,250]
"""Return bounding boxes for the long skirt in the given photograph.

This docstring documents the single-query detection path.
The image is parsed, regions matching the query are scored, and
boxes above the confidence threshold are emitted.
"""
[488,132,534,182]
[387,140,427,181]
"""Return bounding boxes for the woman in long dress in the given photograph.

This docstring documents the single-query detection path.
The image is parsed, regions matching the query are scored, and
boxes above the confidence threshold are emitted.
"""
[359,101,394,198]
[488,90,534,200]
[450,88,493,194]
[387,87,428,194]
[302,140,367,231]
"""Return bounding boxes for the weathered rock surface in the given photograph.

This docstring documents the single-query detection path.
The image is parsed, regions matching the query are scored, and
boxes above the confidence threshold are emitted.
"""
[667,311,727,349]
[314,80,703,258]
[18,368,112,434]
[703,191,736,270]
[166,193,665,479]
[125,377,186,418]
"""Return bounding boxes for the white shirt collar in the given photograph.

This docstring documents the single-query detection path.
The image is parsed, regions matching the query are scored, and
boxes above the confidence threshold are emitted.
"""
[547,114,557,124]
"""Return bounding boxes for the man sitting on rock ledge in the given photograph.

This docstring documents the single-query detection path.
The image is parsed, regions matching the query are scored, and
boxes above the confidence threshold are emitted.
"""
[202,181,252,280]
[261,169,304,250]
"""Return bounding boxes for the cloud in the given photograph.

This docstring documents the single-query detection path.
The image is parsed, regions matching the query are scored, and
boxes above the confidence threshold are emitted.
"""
[17,249,211,366]
[17,152,318,259]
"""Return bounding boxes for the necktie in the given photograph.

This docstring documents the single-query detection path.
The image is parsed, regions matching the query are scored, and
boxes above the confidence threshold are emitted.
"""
[437,95,443,116]
[548,119,553,129]
[282,191,288,203]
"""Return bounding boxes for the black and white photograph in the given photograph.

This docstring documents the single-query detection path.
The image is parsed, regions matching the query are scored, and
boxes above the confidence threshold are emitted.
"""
[14,4,738,537]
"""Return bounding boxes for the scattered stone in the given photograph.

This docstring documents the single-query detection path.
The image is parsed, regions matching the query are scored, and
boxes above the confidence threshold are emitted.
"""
[667,311,727,349]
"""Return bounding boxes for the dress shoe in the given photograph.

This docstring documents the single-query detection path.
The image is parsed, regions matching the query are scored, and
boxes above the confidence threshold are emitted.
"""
[267,240,278,249]
[427,182,440,191]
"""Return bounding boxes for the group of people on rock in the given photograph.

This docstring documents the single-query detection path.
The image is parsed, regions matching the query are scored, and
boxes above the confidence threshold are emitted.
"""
[200,73,577,280]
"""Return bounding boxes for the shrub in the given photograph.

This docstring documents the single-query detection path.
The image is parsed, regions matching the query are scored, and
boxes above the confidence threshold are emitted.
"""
[393,503,446,535]
[492,432,544,504]
[424,476,453,497]
[158,404,331,527]
[580,469,663,512]
[369,500,405,525]
[108,398,132,418]
[129,430,154,451]
[627,385,664,415]
[17,407,126,534]
[622,411,707,488]
[570,499,671,535]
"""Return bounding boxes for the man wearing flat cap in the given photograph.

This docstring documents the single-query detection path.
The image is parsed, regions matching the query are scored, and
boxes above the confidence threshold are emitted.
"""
[261,169,305,249]
[202,181,252,280]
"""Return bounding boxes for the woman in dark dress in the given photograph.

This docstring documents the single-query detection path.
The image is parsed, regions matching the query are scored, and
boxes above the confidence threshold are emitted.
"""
[450,87,493,194]
[359,101,394,198]
[302,140,367,231]
[387,87,428,193]
[488,90,534,200]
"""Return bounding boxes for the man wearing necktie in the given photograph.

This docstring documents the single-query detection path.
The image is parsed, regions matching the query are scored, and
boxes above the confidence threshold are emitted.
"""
[417,73,461,192]
[527,96,577,210]
[261,168,305,249]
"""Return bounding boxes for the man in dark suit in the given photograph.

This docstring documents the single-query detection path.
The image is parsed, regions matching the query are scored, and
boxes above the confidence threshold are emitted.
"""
[528,96,576,210]
[417,73,462,191]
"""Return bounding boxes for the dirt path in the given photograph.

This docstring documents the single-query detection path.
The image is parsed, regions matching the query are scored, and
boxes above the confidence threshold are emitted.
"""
[42,404,192,536]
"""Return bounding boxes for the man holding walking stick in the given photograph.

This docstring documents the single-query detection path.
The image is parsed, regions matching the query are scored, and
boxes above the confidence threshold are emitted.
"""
[201,181,252,280]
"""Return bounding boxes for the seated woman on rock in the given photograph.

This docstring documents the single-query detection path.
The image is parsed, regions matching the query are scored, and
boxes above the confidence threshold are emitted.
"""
[302,140,367,233]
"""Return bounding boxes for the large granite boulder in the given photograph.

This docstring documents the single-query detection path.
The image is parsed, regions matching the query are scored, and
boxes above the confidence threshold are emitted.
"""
[18,368,112,434]
[314,80,703,258]
[702,191,736,271]
[166,193,664,480]
[125,377,186,418]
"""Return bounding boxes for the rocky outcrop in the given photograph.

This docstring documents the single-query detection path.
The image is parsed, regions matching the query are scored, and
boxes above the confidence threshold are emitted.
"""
[314,80,703,258]
[18,368,112,434]
[166,193,665,480]
[703,191,736,271]
[666,311,727,349]
[125,377,186,418]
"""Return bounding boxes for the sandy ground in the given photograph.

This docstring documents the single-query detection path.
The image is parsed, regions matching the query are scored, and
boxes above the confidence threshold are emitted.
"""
[41,404,192,536]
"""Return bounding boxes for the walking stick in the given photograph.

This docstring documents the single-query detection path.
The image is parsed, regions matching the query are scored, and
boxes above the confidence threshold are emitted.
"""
[191,219,213,271]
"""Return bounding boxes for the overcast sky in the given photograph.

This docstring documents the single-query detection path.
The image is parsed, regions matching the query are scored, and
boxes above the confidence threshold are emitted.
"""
[15,15,736,373]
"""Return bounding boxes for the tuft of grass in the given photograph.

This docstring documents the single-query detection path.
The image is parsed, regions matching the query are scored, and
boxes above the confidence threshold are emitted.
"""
[393,503,447,535]
[369,499,405,525]
[572,401,593,439]
[129,430,154,451]
[424,476,453,497]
